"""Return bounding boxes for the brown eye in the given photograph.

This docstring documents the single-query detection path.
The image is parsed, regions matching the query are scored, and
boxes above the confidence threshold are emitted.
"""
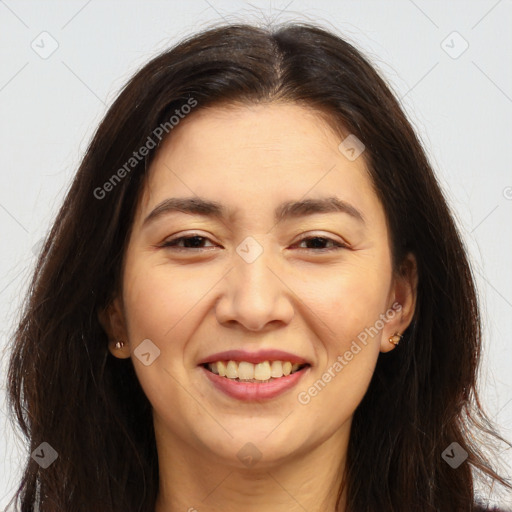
[161,235,217,250]
[294,236,347,251]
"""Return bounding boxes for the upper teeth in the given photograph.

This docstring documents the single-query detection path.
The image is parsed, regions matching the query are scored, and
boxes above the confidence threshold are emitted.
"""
[207,360,303,380]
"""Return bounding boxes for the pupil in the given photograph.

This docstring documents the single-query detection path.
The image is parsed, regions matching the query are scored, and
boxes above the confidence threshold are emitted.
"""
[308,237,324,248]
[186,236,204,248]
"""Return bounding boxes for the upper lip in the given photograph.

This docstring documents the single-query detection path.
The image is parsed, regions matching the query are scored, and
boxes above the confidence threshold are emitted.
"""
[198,349,311,366]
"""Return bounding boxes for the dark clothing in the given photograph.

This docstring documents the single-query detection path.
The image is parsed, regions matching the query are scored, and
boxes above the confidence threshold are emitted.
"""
[473,503,511,511]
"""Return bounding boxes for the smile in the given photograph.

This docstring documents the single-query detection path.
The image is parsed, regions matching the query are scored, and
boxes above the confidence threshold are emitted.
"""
[200,360,311,400]
[205,360,307,381]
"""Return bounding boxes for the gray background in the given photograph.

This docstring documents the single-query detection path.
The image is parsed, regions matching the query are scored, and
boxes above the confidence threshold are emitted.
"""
[1,0,511,508]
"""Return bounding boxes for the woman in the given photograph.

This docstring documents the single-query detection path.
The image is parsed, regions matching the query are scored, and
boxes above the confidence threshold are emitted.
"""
[5,21,511,512]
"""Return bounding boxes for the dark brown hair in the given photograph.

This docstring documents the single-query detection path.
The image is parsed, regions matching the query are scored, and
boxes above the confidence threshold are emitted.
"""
[5,21,512,512]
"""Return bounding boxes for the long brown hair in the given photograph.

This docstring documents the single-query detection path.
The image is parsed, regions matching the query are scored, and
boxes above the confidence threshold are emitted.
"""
[5,21,512,511]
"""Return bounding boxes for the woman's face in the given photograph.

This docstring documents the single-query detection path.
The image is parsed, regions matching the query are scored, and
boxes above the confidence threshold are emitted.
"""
[102,102,416,469]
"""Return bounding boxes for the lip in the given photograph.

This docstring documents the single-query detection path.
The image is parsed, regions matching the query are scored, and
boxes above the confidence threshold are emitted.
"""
[197,349,310,366]
[201,364,310,401]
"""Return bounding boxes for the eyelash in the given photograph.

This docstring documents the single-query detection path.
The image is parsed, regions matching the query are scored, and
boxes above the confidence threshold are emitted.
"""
[160,234,348,252]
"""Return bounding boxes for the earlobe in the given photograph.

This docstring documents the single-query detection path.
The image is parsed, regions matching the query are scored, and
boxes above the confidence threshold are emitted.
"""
[388,332,403,346]
[97,298,130,359]
[381,253,418,352]
[110,338,130,358]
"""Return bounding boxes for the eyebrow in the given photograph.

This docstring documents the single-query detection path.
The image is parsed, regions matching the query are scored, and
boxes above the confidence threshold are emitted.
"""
[142,196,365,227]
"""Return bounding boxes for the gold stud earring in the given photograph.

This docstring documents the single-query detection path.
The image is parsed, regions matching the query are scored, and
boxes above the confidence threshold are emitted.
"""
[114,340,125,349]
[388,332,403,346]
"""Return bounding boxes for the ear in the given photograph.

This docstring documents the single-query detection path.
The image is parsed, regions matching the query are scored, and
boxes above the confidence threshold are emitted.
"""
[97,297,131,359]
[380,252,418,353]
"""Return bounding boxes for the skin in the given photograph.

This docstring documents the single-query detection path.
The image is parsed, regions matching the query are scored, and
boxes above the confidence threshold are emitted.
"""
[99,102,417,512]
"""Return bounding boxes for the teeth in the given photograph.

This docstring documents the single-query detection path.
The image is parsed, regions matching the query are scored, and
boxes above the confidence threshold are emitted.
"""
[206,360,306,380]
[270,360,283,378]
[238,361,254,380]
[226,361,238,379]
[254,361,271,380]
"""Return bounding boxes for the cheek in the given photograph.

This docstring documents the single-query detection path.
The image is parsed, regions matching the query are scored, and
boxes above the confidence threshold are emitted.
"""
[120,263,204,421]
[302,258,392,348]
[120,258,224,395]
[293,265,388,428]
[122,260,210,341]
[119,263,192,392]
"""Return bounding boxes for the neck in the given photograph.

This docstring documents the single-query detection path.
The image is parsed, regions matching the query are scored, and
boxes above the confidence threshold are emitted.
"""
[153,420,349,512]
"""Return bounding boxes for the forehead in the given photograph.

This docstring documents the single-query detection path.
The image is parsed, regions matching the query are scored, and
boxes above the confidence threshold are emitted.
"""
[154,102,353,166]
[137,102,378,223]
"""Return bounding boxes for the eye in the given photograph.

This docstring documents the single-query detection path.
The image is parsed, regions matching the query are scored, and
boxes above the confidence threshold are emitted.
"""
[293,236,348,252]
[159,233,348,252]
[160,234,217,250]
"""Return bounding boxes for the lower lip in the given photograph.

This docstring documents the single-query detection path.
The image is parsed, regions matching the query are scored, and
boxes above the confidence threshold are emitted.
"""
[200,365,310,401]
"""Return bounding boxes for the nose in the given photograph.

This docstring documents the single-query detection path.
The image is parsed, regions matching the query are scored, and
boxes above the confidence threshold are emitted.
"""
[215,239,295,331]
